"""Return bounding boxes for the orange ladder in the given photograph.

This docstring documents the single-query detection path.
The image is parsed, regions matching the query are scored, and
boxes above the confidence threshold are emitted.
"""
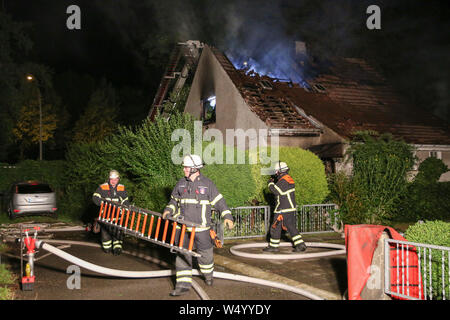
[97,199,200,258]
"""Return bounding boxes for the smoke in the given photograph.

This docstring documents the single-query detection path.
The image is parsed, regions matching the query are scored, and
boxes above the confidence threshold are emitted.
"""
[9,0,446,119]
[82,0,371,86]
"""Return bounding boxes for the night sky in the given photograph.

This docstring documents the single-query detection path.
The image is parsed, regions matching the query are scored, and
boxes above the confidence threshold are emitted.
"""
[2,0,450,119]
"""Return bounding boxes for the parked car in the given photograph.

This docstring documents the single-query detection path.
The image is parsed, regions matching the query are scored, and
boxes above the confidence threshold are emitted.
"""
[2,181,57,219]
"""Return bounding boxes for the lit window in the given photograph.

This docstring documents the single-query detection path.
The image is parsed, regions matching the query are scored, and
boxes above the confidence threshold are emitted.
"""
[203,96,216,124]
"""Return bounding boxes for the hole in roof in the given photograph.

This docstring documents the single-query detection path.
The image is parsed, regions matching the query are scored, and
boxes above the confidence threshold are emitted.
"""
[313,84,326,92]
[259,80,273,90]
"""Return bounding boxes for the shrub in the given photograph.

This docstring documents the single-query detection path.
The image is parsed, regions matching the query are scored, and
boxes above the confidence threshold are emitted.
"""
[347,131,415,224]
[251,146,329,206]
[395,157,450,222]
[202,145,256,208]
[64,112,196,218]
[414,157,449,184]
[327,171,366,225]
[405,220,450,300]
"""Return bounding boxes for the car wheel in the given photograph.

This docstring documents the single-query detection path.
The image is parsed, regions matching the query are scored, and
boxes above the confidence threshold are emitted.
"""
[8,207,16,220]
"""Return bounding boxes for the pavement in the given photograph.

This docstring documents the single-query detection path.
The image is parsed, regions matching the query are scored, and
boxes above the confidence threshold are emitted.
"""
[1,226,347,300]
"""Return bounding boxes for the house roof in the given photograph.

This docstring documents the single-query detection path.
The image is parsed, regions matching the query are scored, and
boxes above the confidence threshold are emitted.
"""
[210,46,450,145]
[210,47,322,135]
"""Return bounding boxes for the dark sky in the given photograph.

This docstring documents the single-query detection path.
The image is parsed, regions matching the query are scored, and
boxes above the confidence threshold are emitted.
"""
[3,0,450,119]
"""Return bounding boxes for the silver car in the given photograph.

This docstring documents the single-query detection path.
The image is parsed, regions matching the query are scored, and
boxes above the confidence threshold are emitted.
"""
[3,181,57,219]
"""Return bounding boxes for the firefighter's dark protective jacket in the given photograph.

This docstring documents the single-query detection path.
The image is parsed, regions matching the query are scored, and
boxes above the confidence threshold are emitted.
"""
[268,173,297,214]
[164,173,233,231]
[92,182,129,206]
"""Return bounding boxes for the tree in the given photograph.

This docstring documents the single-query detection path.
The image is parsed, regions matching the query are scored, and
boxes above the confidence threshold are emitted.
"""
[0,12,33,161]
[72,80,119,144]
[11,100,58,160]
[347,131,416,224]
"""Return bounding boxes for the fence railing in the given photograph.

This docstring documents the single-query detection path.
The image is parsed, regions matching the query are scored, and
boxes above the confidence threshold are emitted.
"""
[384,238,450,300]
[295,204,340,234]
[214,204,339,240]
[213,206,270,240]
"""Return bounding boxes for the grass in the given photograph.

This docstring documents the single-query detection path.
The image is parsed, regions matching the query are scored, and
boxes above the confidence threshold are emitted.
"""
[0,211,78,225]
[0,262,16,300]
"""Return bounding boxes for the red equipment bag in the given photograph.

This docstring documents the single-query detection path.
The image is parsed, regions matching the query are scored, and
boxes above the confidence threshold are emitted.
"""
[345,224,424,300]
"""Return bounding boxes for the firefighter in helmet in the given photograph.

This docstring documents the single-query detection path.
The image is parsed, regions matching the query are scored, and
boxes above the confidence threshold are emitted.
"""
[92,170,130,255]
[264,161,307,252]
[163,154,234,296]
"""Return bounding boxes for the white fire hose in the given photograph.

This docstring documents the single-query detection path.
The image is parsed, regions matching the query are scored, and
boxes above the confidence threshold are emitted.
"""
[35,239,325,300]
[230,242,346,260]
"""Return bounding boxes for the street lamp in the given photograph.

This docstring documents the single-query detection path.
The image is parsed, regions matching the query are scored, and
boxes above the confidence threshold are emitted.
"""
[26,74,43,161]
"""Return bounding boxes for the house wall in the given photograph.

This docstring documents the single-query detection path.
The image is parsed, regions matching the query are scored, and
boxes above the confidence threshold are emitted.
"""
[185,45,346,157]
[185,45,268,150]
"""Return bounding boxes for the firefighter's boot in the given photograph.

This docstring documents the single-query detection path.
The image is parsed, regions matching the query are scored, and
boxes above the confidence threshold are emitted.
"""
[263,246,279,253]
[170,287,190,296]
[293,242,307,252]
[205,277,213,286]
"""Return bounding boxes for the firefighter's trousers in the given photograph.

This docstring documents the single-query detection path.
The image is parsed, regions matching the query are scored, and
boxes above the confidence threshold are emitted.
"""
[174,229,214,289]
[269,212,304,248]
[101,224,124,252]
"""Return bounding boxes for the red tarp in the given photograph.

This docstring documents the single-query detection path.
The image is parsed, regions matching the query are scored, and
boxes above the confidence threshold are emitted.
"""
[345,224,423,300]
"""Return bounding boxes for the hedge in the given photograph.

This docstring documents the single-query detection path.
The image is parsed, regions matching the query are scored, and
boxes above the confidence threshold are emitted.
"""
[251,146,329,207]
[405,220,450,300]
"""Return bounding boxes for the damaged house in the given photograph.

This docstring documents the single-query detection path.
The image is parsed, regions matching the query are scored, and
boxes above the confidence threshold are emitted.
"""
[149,41,450,181]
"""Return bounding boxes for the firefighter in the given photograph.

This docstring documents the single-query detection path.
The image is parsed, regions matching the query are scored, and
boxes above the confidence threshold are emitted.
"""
[163,154,234,296]
[264,161,307,253]
[92,170,130,255]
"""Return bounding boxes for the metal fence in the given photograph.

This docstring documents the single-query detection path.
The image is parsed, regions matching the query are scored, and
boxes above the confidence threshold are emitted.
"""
[213,206,270,240]
[295,204,340,234]
[384,239,450,300]
[214,204,339,240]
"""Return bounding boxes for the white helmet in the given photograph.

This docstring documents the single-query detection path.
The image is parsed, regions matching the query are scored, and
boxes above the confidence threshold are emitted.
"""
[274,161,289,173]
[109,170,120,179]
[182,154,203,169]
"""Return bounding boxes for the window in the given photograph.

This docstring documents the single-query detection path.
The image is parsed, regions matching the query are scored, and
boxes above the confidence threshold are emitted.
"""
[429,151,442,159]
[203,96,216,124]
[17,184,53,194]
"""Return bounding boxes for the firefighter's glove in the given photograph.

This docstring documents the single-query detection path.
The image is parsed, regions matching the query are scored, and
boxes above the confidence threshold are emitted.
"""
[162,211,171,220]
[268,177,274,184]
[224,219,234,230]
[93,219,100,233]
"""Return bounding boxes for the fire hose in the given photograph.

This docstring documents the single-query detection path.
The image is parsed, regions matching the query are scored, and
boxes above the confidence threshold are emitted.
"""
[32,239,325,300]
[230,242,346,260]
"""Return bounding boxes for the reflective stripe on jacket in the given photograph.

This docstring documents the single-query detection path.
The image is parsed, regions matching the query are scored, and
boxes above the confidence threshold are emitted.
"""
[164,173,233,230]
[268,174,297,213]
[93,182,129,206]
